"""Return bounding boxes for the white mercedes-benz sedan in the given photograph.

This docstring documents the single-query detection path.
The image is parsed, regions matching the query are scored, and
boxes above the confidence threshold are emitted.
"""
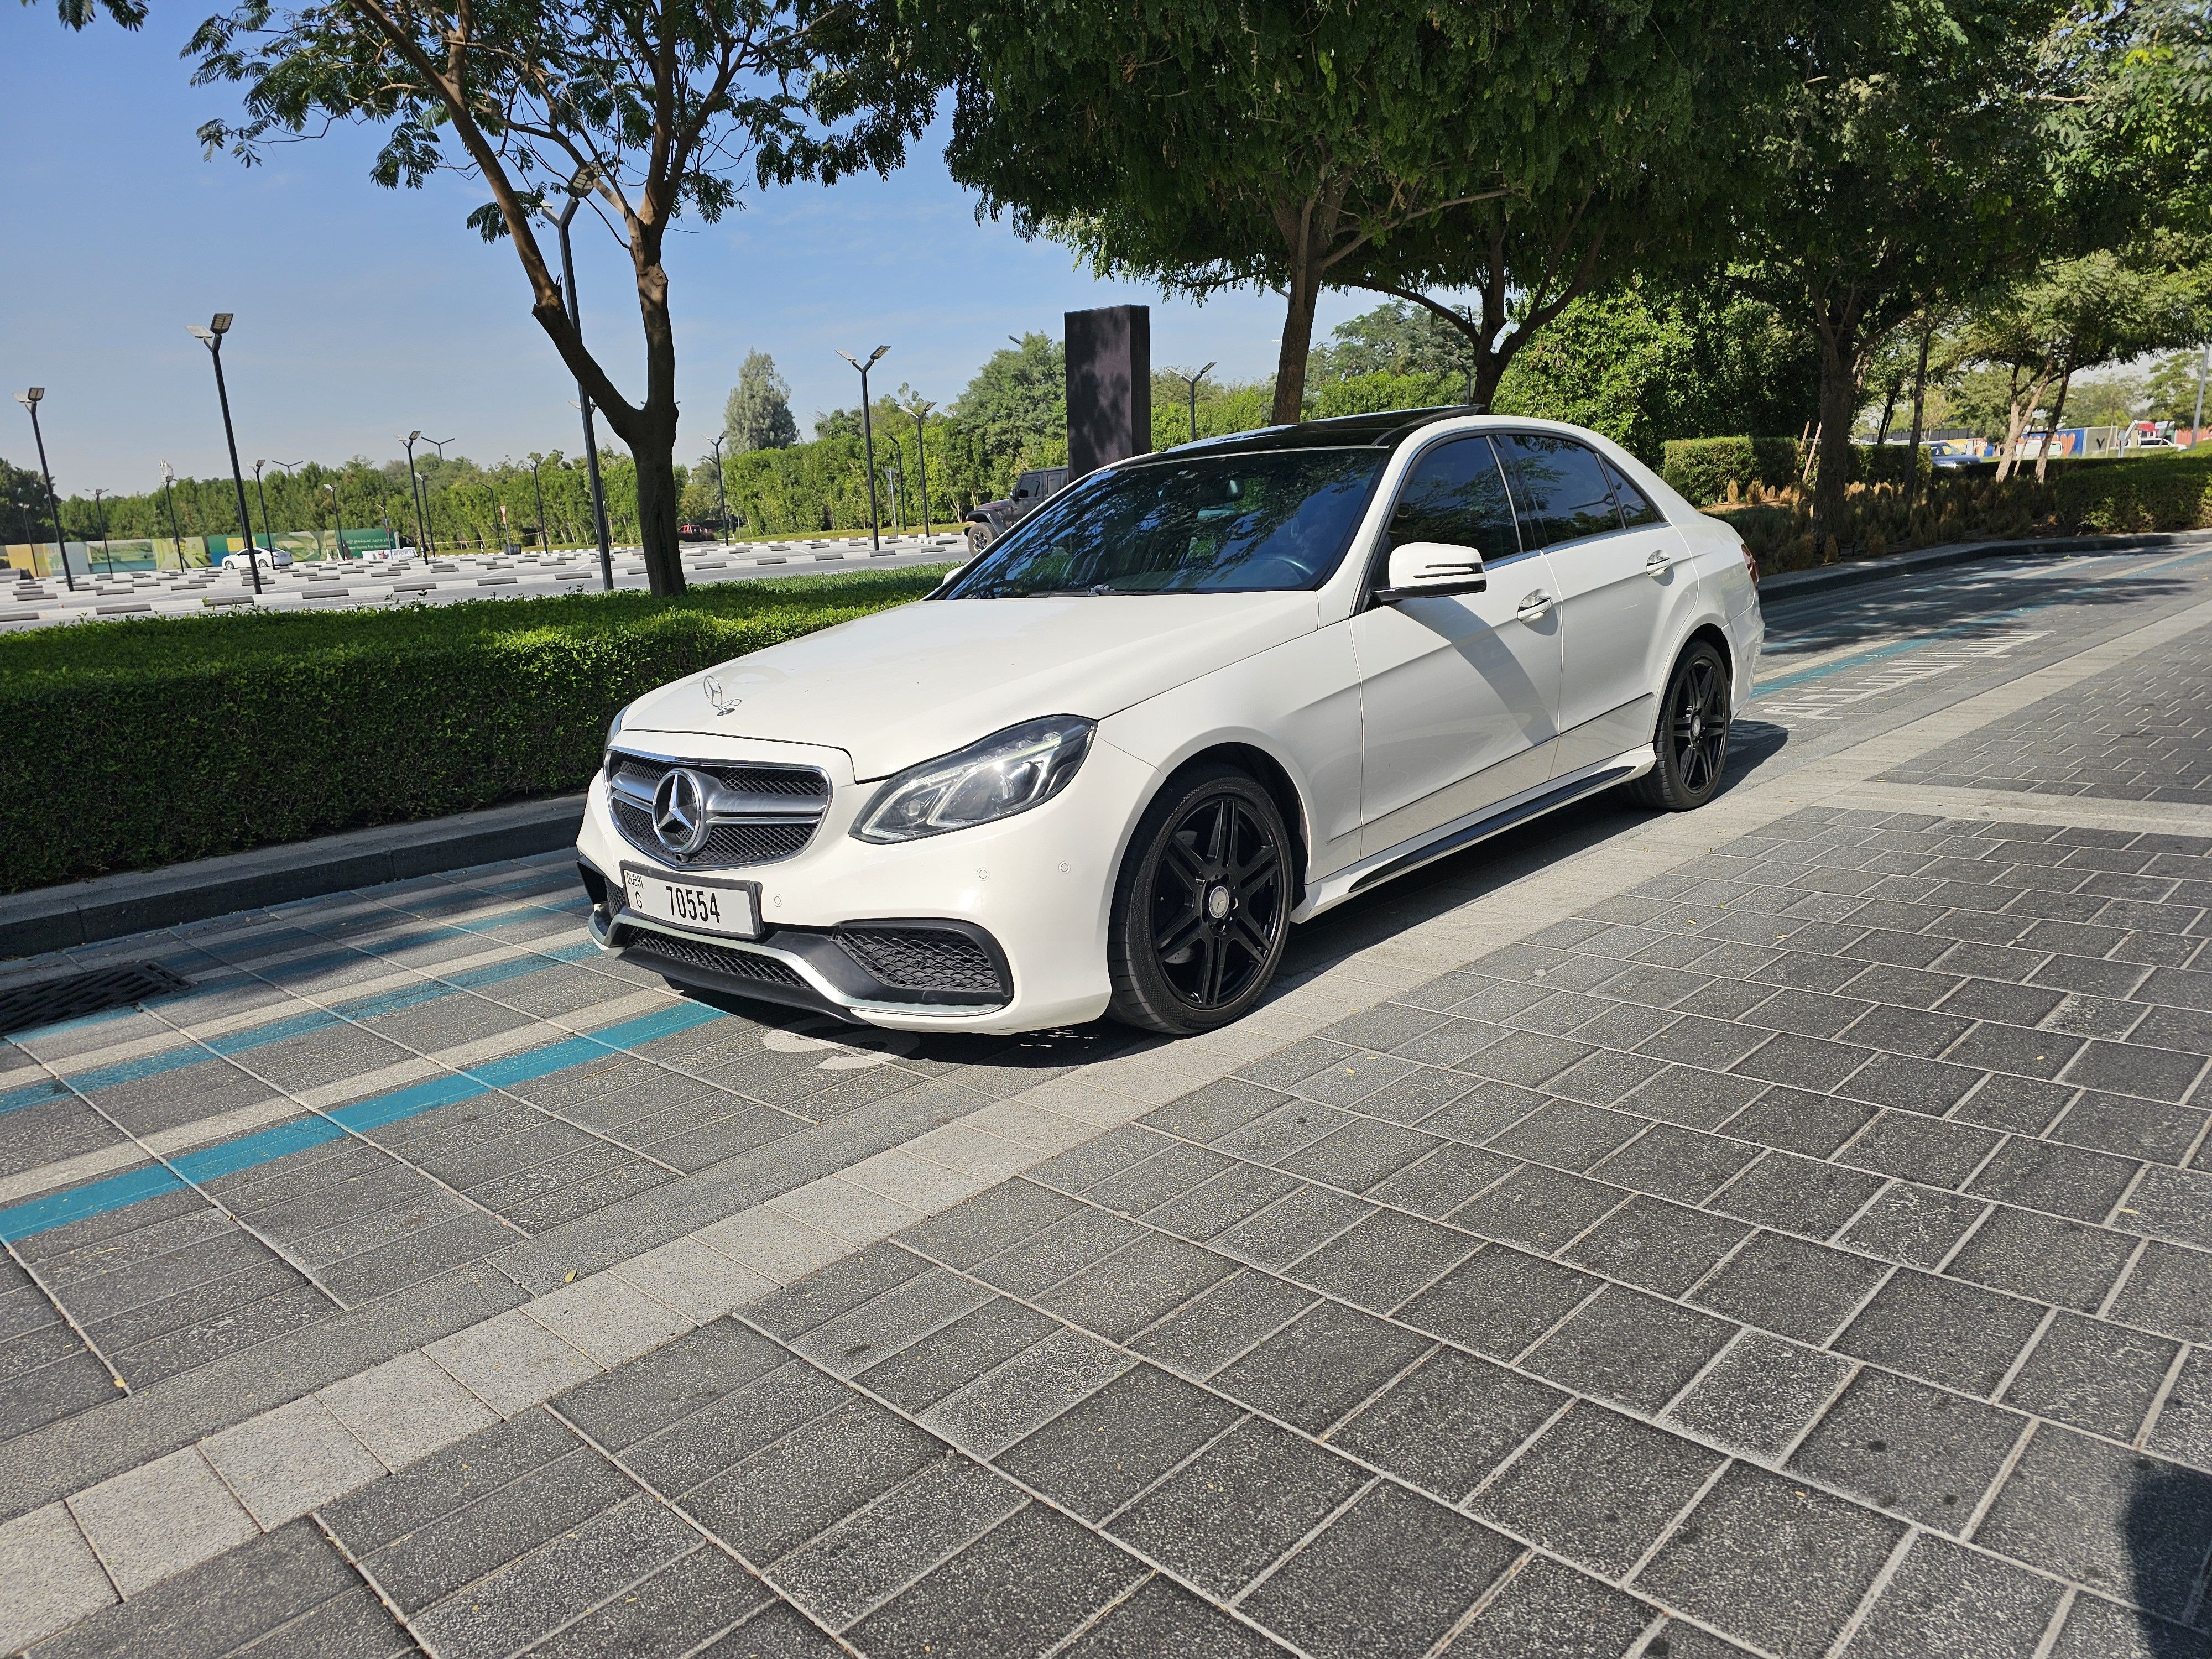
[576,410,1763,1036]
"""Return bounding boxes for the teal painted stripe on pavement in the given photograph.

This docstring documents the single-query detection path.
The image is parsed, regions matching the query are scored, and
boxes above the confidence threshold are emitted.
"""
[0,940,599,1117]
[0,997,726,1243]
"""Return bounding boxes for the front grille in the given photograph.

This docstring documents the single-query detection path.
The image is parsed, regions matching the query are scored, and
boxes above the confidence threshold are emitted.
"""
[611,799,816,866]
[625,929,805,987]
[837,928,1005,996]
[607,748,829,870]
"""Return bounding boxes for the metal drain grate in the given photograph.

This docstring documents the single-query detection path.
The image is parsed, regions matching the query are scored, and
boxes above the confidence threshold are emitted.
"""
[0,962,192,1039]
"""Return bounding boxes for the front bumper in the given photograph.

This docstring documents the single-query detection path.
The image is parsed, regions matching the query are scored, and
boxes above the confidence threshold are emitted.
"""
[577,733,1155,1032]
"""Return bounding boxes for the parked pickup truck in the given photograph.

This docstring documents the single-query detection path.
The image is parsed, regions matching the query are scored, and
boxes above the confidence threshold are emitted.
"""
[962,466,1070,554]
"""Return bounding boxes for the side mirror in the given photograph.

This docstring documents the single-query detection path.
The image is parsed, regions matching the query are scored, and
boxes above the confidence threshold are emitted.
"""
[1376,541,1487,602]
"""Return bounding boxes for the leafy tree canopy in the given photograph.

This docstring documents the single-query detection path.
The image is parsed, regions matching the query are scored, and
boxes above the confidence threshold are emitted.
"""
[725,350,799,452]
[947,332,1065,471]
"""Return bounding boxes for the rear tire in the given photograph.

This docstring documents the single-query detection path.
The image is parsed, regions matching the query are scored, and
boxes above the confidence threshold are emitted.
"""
[1629,640,1731,811]
[1108,763,1292,1035]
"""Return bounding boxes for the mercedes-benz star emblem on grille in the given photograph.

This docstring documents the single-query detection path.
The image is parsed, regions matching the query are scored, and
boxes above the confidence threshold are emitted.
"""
[702,674,739,716]
[651,768,714,855]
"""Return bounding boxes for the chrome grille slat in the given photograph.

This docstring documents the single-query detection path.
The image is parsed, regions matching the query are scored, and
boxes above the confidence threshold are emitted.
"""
[607,747,830,869]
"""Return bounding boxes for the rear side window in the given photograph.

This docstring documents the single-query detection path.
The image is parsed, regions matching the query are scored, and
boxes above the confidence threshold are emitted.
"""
[1603,457,1667,528]
[1385,436,1522,562]
[1496,434,1622,549]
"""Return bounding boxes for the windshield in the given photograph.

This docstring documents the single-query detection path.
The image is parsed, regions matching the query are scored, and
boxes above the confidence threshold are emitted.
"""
[940,449,1384,598]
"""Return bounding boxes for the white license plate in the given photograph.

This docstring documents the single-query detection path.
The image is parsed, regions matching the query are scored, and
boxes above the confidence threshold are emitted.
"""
[621,867,761,939]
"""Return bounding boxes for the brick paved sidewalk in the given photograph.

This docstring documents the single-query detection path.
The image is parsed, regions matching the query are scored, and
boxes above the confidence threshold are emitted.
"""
[9,546,2212,1657]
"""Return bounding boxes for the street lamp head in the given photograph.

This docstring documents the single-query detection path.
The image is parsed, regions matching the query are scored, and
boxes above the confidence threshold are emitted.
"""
[16,388,43,407]
[407,430,421,442]
[186,325,214,342]
[210,313,233,336]
[867,346,889,367]
[1199,361,1217,378]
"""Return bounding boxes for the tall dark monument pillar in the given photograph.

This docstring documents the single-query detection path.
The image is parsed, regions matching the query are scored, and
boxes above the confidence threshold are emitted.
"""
[1065,305,1152,478]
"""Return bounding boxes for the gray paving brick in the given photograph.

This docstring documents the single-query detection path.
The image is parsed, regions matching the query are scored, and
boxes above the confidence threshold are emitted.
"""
[1953,1074,2076,1136]
[1442,1553,1655,1658]
[1841,1531,2064,1659]
[2107,1239,2212,1343]
[683,1397,943,1565]
[1521,1285,1734,1414]
[768,1454,1026,1631]
[854,1297,1064,1414]
[1788,1367,2024,1531]
[1967,1136,2141,1223]
[2054,1091,2209,1164]
[1449,1164,1624,1253]
[1664,1330,1851,1458]
[1132,1267,1317,1380]
[790,1267,994,1379]
[1635,1462,1905,1659]
[1084,1140,1238,1212]
[1418,1081,1551,1144]
[1217,1100,1357,1166]
[968,1206,1149,1296]
[748,1242,929,1341]
[1279,1118,1443,1190]
[1330,1344,1563,1503]
[551,1318,791,1452]
[2125,1164,2212,1249]
[1976,1427,2212,1620]
[1286,1208,1476,1313]
[1241,1480,1519,1658]
[1109,1416,1368,1598]
[994,1363,1244,1521]
[1145,1077,1296,1142]
[1708,1150,1885,1240]
[1947,1205,2138,1312]
[1211,1183,1376,1269]
[1591,1124,1762,1206]
[624,1360,849,1498]
[1836,1269,2048,1397]
[1721,1088,1877,1159]
[2005,1310,2177,1441]
[1472,1401,1720,1576]
[2046,1593,2212,1659]
[850,1501,1146,1657]
[1562,1197,1751,1297]
[1398,1245,1601,1360]
[1213,1299,1431,1434]
[1142,1162,1306,1241]
[1058,1573,1289,1657]
[1366,1142,1517,1219]
[524,1545,771,1659]
[1689,1231,1889,1344]
[1038,1229,1239,1342]
[917,1325,1131,1458]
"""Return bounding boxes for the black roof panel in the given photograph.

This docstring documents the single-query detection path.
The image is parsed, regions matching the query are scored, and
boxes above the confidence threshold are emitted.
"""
[1135,405,1470,461]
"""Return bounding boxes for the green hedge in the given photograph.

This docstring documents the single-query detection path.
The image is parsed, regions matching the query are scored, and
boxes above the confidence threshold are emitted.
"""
[0,566,952,895]
[2048,450,2212,533]
[1660,437,1803,505]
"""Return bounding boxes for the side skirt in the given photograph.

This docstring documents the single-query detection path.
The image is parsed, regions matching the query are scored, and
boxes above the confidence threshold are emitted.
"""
[1296,745,1655,918]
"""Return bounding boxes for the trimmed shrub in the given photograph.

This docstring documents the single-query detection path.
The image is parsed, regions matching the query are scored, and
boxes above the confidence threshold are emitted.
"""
[1660,437,1802,506]
[0,566,951,894]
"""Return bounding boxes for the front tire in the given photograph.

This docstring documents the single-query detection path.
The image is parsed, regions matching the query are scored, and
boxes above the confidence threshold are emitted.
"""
[1108,764,1292,1035]
[1629,640,1732,811]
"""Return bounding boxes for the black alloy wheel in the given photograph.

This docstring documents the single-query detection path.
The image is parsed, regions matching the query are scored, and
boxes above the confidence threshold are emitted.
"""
[1109,763,1292,1034]
[1629,639,1732,811]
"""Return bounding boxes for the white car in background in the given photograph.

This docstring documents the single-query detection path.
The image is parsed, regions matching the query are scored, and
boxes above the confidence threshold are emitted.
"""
[220,549,293,573]
[578,410,1764,1035]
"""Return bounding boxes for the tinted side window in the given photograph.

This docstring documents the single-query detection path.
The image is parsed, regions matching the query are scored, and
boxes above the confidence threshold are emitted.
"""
[1386,436,1521,562]
[1496,434,1621,549]
[1604,457,1666,528]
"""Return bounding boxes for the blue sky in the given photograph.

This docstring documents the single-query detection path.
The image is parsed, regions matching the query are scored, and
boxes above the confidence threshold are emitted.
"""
[0,8,1373,496]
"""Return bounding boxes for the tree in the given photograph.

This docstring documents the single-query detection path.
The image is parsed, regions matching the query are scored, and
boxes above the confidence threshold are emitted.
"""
[724,350,798,452]
[926,3,1547,425]
[1739,0,2058,546]
[945,334,1065,481]
[182,0,931,594]
[1308,304,1470,387]
[2145,350,2210,424]
[1966,247,2212,479]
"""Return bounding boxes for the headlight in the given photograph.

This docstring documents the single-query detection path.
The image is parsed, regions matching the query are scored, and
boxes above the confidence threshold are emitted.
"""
[852,716,1095,843]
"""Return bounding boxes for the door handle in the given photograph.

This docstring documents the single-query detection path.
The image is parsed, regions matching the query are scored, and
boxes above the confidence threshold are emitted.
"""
[1516,592,1553,621]
[1645,549,1672,573]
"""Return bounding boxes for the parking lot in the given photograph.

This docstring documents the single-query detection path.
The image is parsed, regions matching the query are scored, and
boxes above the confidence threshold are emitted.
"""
[7,542,2212,1657]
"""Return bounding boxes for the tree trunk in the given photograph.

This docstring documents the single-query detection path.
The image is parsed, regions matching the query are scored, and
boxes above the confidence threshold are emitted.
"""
[631,244,687,596]
[1875,378,1899,446]
[1272,259,1322,427]
[1811,320,1859,553]
[2034,367,2073,484]
[1904,321,1933,509]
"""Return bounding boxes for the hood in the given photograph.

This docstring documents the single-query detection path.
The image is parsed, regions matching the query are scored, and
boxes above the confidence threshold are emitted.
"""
[623,591,1317,779]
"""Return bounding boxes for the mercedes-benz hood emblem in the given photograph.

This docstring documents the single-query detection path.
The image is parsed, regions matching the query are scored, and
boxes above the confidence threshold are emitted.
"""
[651,767,714,855]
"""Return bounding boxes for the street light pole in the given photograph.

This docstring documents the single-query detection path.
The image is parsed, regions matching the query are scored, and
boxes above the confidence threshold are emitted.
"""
[421,436,454,554]
[529,456,549,551]
[252,460,274,561]
[14,390,75,592]
[2192,347,2207,450]
[554,181,615,591]
[398,431,429,557]
[160,461,183,565]
[1173,362,1216,445]
[185,315,262,595]
[909,398,935,540]
[93,488,111,575]
[836,346,889,550]
[707,435,731,545]
[327,473,346,559]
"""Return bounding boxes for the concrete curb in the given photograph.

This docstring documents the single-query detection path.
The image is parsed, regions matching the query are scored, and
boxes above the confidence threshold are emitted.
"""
[1756,526,2212,604]
[0,795,585,962]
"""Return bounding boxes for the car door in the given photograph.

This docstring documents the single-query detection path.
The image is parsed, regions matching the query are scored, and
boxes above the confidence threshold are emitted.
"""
[1352,434,1564,857]
[1494,434,1677,776]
